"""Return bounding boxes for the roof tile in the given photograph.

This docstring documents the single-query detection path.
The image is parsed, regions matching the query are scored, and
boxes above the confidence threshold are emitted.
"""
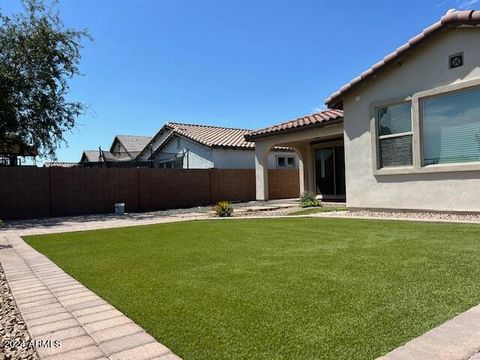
[245,109,343,140]
[165,123,255,149]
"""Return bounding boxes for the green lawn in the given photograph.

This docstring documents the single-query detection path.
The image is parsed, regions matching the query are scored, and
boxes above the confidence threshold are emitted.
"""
[288,206,348,216]
[25,218,480,360]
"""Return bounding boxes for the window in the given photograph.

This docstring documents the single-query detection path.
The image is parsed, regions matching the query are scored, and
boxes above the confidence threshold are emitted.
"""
[376,102,413,167]
[277,156,295,168]
[422,87,480,165]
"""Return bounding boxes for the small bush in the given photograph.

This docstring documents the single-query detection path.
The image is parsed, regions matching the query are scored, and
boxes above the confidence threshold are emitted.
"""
[0,219,4,227]
[213,201,234,217]
[299,192,322,208]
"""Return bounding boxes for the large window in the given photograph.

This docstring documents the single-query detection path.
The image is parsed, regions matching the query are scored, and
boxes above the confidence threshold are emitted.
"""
[422,87,480,165]
[376,102,413,168]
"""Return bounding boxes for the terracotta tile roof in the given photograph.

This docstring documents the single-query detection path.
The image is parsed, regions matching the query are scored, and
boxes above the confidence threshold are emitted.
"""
[325,10,480,108]
[245,109,343,141]
[164,122,255,149]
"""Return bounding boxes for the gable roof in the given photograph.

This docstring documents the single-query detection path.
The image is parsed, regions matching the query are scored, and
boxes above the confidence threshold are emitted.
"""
[81,150,116,162]
[111,135,153,156]
[81,150,101,162]
[163,122,255,149]
[245,109,343,141]
[325,10,480,109]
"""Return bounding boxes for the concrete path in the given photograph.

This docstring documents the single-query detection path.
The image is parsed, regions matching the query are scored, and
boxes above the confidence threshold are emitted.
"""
[0,234,181,360]
[0,212,209,237]
[378,305,480,360]
[0,199,300,237]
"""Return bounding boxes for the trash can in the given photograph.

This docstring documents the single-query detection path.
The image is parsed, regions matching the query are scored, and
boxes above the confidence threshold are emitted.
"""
[115,203,125,215]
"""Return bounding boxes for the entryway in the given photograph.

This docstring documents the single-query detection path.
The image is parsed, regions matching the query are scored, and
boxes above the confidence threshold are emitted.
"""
[314,144,346,200]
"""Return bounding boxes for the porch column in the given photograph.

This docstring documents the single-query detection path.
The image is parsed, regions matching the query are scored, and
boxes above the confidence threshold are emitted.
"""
[291,142,310,196]
[254,142,270,201]
[298,157,305,195]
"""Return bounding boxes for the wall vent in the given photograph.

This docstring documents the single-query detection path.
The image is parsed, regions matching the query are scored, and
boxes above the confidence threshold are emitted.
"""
[449,53,463,69]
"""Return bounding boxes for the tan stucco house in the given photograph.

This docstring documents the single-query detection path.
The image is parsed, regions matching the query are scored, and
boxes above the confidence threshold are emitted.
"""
[246,10,480,212]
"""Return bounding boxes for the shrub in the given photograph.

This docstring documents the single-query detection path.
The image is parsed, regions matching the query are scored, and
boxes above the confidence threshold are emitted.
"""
[213,201,234,217]
[299,192,322,208]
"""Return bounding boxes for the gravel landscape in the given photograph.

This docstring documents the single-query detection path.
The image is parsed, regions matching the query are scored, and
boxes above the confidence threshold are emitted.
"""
[0,264,38,360]
[326,209,480,224]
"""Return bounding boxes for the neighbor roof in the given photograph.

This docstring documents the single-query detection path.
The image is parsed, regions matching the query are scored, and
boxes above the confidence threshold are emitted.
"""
[245,109,343,141]
[163,122,256,149]
[44,162,79,168]
[112,135,153,155]
[81,150,116,162]
[325,10,480,108]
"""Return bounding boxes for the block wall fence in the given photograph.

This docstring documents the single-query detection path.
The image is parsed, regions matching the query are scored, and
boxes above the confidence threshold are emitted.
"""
[0,168,299,220]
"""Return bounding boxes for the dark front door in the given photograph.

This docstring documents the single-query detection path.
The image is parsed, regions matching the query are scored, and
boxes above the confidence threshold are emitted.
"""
[315,145,345,197]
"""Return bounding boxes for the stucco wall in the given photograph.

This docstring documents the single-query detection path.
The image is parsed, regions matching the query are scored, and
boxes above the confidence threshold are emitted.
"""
[154,136,214,168]
[343,28,480,211]
[213,148,297,169]
[154,135,297,169]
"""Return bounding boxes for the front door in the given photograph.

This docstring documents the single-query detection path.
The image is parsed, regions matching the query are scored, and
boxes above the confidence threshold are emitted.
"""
[315,145,345,197]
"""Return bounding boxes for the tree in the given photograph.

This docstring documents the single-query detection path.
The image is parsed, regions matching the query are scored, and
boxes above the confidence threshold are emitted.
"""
[0,0,90,159]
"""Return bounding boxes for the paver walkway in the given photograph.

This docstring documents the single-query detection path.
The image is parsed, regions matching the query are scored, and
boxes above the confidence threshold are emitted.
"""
[0,233,181,360]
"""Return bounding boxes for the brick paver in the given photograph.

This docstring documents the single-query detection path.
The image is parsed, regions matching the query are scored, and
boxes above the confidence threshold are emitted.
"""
[0,234,181,360]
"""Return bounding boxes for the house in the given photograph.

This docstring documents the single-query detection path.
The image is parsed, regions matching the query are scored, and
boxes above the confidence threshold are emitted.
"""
[247,10,480,212]
[136,122,298,169]
[81,135,152,166]
[0,135,37,167]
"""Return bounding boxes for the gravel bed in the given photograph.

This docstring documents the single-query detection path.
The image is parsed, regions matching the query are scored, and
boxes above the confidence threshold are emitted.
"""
[0,263,38,360]
[324,209,480,223]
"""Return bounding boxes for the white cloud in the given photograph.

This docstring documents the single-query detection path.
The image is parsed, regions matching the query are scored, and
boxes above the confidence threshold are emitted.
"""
[457,0,480,9]
[312,106,327,113]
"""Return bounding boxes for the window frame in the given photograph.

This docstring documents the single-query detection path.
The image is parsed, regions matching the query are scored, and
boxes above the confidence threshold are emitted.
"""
[371,79,480,175]
[276,155,296,168]
[376,101,414,169]
[371,98,415,174]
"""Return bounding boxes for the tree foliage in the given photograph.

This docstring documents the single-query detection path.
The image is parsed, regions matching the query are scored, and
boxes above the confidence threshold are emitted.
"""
[0,0,90,158]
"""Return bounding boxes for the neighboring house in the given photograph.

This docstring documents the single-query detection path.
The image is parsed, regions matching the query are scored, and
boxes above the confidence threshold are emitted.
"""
[110,135,152,160]
[247,10,480,212]
[81,135,152,166]
[136,122,297,169]
[0,135,37,167]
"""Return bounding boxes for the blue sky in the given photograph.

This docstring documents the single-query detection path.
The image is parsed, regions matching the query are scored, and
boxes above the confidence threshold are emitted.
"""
[3,0,479,162]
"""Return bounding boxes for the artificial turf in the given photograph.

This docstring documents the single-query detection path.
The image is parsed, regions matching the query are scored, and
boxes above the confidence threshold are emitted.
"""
[24,218,480,360]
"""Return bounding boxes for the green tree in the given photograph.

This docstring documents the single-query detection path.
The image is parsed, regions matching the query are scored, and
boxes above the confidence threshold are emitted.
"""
[0,0,90,159]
